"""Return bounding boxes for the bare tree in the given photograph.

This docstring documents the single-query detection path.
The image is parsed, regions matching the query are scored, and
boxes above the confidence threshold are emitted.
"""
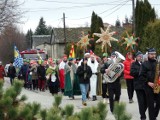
[0,24,27,64]
[0,0,24,32]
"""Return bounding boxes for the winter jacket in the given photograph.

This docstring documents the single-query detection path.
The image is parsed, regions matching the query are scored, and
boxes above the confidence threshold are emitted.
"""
[19,64,29,76]
[0,65,5,79]
[123,53,134,80]
[37,65,46,80]
[76,62,92,84]
[8,66,16,78]
[139,58,156,84]
[130,60,144,90]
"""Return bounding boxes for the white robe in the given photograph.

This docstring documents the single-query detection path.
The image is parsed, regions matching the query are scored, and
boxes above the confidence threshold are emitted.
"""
[87,58,99,96]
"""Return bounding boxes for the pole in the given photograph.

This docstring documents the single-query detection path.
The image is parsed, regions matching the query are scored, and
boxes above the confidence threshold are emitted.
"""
[132,0,136,35]
[63,13,67,50]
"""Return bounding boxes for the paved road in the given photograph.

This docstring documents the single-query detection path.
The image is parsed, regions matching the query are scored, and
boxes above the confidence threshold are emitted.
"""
[4,78,160,120]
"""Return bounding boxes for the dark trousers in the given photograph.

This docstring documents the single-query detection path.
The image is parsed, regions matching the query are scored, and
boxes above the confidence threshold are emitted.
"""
[135,89,147,119]
[102,83,108,98]
[38,79,45,91]
[126,80,134,100]
[145,86,160,120]
[10,77,14,85]
[108,83,121,112]
[32,79,38,90]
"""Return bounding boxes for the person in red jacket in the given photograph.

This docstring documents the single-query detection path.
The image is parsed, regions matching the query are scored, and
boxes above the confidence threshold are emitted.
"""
[0,61,5,80]
[123,52,134,103]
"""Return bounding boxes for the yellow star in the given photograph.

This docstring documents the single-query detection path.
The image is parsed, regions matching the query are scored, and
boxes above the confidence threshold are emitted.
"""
[121,32,138,51]
[94,25,118,51]
[77,31,89,49]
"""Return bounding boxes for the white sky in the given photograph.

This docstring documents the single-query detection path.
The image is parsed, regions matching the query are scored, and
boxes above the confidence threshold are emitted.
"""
[20,0,160,33]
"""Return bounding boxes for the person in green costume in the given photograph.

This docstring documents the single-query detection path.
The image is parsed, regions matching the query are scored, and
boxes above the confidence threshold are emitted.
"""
[64,58,81,99]
[46,62,59,95]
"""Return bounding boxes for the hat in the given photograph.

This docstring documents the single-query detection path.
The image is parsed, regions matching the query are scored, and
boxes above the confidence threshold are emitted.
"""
[103,53,108,57]
[135,51,143,57]
[111,52,117,57]
[82,58,88,62]
[147,48,156,54]
[68,58,73,61]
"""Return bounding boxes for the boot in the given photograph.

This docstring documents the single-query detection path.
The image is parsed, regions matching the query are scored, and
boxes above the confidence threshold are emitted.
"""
[92,96,96,101]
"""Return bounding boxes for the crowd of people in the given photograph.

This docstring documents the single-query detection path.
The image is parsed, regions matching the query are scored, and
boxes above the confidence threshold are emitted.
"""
[0,48,160,120]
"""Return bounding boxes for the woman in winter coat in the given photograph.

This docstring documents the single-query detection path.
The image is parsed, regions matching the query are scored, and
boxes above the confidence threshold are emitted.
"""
[123,52,134,103]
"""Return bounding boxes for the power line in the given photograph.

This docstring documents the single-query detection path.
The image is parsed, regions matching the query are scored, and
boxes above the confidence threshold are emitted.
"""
[103,0,130,18]
[68,0,129,20]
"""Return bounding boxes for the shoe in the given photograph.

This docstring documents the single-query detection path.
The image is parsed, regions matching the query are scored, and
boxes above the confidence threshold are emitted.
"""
[82,102,87,106]
[92,96,96,101]
[129,99,134,103]
[72,96,75,99]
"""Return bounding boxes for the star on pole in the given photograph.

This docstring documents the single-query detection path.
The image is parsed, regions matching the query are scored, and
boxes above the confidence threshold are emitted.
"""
[121,31,138,51]
[93,25,118,51]
[77,31,89,50]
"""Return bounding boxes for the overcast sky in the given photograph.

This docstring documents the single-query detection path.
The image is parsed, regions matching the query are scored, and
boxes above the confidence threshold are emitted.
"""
[20,0,160,33]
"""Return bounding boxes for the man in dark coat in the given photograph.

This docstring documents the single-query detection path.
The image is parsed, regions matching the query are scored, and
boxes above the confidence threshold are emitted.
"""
[8,61,16,85]
[130,51,147,120]
[101,52,123,113]
[139,48,160,120]
[77,58,92,106]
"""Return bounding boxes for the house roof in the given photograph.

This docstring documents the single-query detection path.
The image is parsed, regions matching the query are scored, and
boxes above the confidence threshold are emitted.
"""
[32,26,124,47]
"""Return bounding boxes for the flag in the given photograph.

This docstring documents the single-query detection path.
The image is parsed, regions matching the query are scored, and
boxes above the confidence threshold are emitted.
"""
[69,44,75,58]
[14,45,23,68]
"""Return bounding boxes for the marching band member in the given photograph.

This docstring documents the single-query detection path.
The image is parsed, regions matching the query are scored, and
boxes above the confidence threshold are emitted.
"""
[101,52,123,113]
[130,51,147,120]
[139,48,160,120]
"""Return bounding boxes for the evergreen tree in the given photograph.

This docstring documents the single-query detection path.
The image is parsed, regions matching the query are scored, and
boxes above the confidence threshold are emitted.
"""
[141,20,160,53]
[34,17,50,35]
[90,11,104,52]
[115,19,121,27]
[25,29,33,48]
[135,0,156,38]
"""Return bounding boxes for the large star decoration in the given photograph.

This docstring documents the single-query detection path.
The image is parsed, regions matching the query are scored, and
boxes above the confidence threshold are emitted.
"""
[77,31,89,49]
[121,32,138,51]
[94,25,118,51]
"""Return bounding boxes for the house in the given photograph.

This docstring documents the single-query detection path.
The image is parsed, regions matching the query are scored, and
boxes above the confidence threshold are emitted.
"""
[32,27,90,59]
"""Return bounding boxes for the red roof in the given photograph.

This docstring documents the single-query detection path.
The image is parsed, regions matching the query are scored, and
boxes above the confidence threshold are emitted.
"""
[20,49,45,54]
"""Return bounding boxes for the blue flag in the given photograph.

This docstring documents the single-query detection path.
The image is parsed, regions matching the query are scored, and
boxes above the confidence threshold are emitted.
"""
[14,45,23,68]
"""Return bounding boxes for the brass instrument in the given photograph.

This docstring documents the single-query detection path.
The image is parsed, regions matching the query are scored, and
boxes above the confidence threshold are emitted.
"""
[154,56,160,94]
[103,51,125,83]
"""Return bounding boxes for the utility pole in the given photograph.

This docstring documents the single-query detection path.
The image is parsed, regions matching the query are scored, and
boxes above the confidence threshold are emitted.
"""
[63,13,67,49]
[132,0,136,35]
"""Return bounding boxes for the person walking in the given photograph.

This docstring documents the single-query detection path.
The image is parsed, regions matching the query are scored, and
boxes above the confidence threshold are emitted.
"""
[123,52,135,103]
[77,58,92,106]
[130,51,147,120]
[8,61,16,85]
[0,61,5,80]
[139,48,160,120]
[37,62,46,91]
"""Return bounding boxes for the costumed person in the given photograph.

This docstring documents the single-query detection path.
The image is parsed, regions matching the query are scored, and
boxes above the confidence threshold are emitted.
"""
[59,55,68,93]
[37,61,46,91]
[30,61,38,90]
[139,48,160,120]
[123,52,134,103]
[101,55,109,103]
[87,55,99,101]
[130,51,147,120]
[0,61,5,80]
[101,52,123,113]
[77,58,92,106]
[96,57,102,96]
[64,58,81,99]
[19,60,29,88]
[78,52,90,66]
[8,61,16,85]
[46,61,59,95]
